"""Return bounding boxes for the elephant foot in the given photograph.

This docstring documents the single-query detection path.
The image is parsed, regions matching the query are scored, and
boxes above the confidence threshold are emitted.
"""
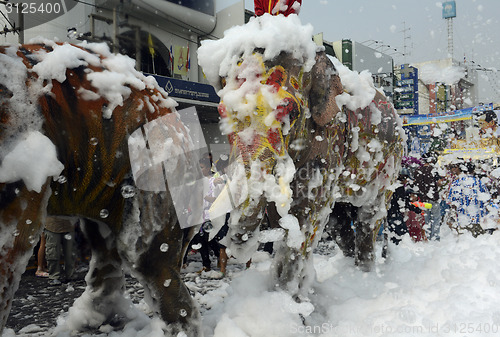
[355,253,374,272]
[61,284,130,332]
[139,269,202,337]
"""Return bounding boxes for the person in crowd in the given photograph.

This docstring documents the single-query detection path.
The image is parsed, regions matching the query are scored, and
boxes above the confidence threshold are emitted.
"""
[386,169,411,245]
[440,163,462,229]
[183,156,222,275]
[44,216,78,284]
[254,0,302,16]
[212,156,231,276]
[406,192,428,242]
[35,233,49,277]
[478,110,499,138]
[411,152,445,240]
[447,161,491,237]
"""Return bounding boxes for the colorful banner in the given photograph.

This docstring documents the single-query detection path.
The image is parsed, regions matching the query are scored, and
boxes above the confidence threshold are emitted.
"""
[148,33,155,58]
[173,46,188,75]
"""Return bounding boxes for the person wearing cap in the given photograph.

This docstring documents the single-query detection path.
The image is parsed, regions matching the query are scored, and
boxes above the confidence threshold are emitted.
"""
[254,0,302,16]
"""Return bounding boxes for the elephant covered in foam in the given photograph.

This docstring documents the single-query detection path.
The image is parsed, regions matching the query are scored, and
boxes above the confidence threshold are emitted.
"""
[0,41,203,335]
[198,14,404,295]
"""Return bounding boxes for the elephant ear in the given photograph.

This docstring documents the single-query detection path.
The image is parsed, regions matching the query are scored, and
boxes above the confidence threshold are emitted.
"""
[309,52,343,126]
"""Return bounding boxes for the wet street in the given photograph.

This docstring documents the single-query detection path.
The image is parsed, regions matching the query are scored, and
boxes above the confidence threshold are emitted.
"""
[5,261,89,335]
[3,249,240,336]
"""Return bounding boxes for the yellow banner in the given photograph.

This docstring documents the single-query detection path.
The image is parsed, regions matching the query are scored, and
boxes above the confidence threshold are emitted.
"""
[173,46,188,75]
[148,33,155,57]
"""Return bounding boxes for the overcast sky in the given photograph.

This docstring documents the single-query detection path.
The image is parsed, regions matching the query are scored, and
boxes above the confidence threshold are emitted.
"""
[243,0,500,103]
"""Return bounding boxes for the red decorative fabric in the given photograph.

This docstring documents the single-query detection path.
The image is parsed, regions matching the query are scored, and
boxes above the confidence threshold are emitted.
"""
[254,0,302,16]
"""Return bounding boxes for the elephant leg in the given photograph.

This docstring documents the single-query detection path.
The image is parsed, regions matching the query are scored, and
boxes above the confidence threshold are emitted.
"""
[119,191,200,336]
[327,203,356,258]
[273,209,331,297]
[354,206,380,271]
[67,219,126,330]
[273,245,304,296]
[133,222,201,336]
[0,182,50,332]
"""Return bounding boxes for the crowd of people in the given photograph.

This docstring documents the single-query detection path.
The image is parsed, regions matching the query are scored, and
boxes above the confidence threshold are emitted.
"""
[386,110,500,244]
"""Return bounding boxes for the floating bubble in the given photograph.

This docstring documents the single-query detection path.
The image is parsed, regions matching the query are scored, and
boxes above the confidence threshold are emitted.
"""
[64,234,73,240]
[25,219,32,225]
[89,137,99,146]
[242,233,249,241]
[202,222,213,232]
[100,209,109,219]
[192,243,202,250]
[163,279,171,287]
[183,172,196,187]
[57,175,67,184]
[160,243,169,252]
[121,185,136,198]
[179,309,187,317]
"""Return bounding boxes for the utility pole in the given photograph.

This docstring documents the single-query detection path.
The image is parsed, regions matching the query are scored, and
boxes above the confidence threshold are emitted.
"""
[17,3,23,44]
[400,21,411,63]
[112,8,118,53]
[446,17,454,58]
[442,1,457,59]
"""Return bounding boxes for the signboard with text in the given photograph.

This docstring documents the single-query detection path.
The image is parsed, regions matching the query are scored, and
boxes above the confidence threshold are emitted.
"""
[148,74,220,104]
[442,1,457,19]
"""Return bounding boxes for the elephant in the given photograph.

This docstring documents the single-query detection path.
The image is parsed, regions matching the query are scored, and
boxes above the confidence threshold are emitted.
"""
[0,42,203,335]
[199,29,404,296]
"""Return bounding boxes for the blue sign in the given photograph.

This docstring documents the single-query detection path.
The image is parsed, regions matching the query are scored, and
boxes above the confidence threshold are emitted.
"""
[442,1,457,19]
[148,74,220,104]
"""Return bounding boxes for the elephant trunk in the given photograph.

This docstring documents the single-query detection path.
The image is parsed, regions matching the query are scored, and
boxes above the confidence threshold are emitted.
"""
[221,134,295,263]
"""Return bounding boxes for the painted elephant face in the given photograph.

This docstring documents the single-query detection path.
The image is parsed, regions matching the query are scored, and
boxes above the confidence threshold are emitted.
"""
[219,53,309,167]
[217,52,312,218]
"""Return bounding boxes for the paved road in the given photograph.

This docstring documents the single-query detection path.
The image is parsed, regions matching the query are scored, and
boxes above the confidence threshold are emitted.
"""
[5,260,89,335]
[4,251,235,336]
[4,243,329,336]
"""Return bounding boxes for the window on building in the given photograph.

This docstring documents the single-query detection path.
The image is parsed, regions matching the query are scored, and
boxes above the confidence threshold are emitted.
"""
[118,31,172,77]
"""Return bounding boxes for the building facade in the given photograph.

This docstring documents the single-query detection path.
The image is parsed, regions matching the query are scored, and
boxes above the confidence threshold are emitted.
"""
[0,0,247,154]
[327,39,395,101]
[411,58,478,115]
